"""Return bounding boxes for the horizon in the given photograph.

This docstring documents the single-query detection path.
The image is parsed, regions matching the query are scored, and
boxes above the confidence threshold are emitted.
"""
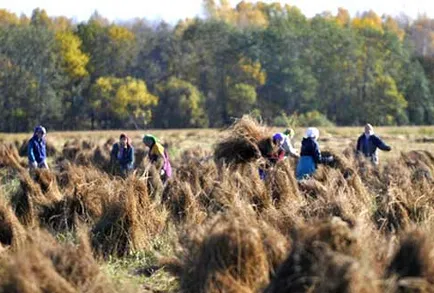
[2,0,434,24]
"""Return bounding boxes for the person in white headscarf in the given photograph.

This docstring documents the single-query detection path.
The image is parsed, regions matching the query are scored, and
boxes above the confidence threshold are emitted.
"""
[295,127,333,180]
[356,123,391,164]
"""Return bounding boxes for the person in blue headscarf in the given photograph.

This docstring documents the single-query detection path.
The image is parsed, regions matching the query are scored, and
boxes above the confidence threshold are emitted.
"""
[259,133,286,180]
[28,125,48,169]
[296,127,333,180]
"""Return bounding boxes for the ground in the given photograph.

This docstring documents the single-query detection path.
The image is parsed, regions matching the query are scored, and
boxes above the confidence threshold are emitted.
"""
[1,126,434,292]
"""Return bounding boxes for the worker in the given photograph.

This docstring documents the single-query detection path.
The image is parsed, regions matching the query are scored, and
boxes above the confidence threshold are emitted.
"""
[259,133,286,180]
[143,134,172,182]
[356,124,391,164]
[296,127,333,180]
[28,125,49,170]
[281,128,299,158]
[110,133,135,177]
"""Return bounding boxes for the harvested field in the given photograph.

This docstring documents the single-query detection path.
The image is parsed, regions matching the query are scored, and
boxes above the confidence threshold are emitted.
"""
[1,118,434,292]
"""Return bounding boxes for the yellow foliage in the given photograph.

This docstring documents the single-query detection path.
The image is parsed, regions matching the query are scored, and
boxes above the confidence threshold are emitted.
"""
[205,0,269,28]
[92,77,158,122]
[383,16,405,40]
[352,11,383,33]
[236,1,269,27]
[51,16,72,32]
[56,31,89,79]
[108,26,135,43]
[336,8,350,27]
[236,57,267,86]
[0,9,20,26]
[114,77,158,116]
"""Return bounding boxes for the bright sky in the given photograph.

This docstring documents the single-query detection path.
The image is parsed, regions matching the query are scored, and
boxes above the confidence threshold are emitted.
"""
[2,0,433,23]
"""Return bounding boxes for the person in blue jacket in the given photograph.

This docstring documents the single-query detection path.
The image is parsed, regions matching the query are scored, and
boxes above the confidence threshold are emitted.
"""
[356,124,391,164]
[28,125,49,169]
[296,127,333,180]
[110,133,135,176]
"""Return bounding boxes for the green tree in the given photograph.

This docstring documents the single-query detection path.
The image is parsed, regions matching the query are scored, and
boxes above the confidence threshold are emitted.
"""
[155,77,208,128]
[0,24,67,132]
[405,61,434,124]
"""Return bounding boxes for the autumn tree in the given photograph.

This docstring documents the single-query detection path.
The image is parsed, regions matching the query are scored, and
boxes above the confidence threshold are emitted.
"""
[90,77,158,129]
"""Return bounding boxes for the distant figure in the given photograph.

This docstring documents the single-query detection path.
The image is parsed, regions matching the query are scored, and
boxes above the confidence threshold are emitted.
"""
[259,133,286,180]
[28,125,48,170]
[296,127,333,180]
[281,128,299,158]
[356,124,391,164]
[143,134,172,182]
[110,133,135,177]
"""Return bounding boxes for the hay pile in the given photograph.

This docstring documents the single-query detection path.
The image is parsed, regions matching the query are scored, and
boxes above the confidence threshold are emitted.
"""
[92,176,167,257]
[214,115,274,164]
[0,144,25,171]
[0,196,26,250]
[0,229,118,293]
[167,210,289,293]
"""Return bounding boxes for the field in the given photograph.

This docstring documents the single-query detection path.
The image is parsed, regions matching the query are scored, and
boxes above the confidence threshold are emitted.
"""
[1,118,434,293]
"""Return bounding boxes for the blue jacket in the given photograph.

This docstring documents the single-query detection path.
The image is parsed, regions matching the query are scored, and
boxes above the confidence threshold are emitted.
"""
[356,134,391,164]
[111,143,134,170]
[28,136,47,164]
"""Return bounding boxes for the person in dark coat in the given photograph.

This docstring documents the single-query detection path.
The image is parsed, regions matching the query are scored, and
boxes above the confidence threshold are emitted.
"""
[356,124,391,164]
[110,133,135,176]
[296,127,333,180]
[28,125,48,169]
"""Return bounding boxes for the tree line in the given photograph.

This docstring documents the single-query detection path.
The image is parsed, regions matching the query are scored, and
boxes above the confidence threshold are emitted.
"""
[1,1,434,132]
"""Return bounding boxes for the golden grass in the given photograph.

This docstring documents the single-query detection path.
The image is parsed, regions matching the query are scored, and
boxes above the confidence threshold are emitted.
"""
[0,120,434,293]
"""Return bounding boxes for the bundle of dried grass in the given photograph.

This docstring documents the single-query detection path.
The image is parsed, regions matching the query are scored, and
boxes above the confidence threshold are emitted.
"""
[162,179,206,224]
[265,218,377,293]
[92,176,167,257]
[168,210,288,293]
[0,229,117,293]
[265,159,300,206]
[0,196,26,250]
[214,115,272,164]
[0,144,25,171]
[385,231,434,292]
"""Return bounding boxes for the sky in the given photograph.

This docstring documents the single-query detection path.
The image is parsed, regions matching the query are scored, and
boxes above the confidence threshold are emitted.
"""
[1,0,433,23]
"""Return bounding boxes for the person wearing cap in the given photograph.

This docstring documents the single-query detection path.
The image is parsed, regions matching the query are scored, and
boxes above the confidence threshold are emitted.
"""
[110,133,135,176]
[281,128,299,158]
[356,124,391,164]
[28,125,49,169]
[296,127,333,180]
[143,134,172,182]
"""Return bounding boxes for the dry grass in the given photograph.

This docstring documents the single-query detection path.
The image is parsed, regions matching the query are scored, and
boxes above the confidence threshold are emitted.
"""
[0,120,434,293]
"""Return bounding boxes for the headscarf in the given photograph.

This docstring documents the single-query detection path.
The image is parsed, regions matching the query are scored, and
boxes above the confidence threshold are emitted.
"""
[283,128,295,138]
[119,133,132,148]
[364,124,374,136]
[305,127,319,140]
[33,125,47,139]
[143,134,158,146]
[273,133,285,145]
